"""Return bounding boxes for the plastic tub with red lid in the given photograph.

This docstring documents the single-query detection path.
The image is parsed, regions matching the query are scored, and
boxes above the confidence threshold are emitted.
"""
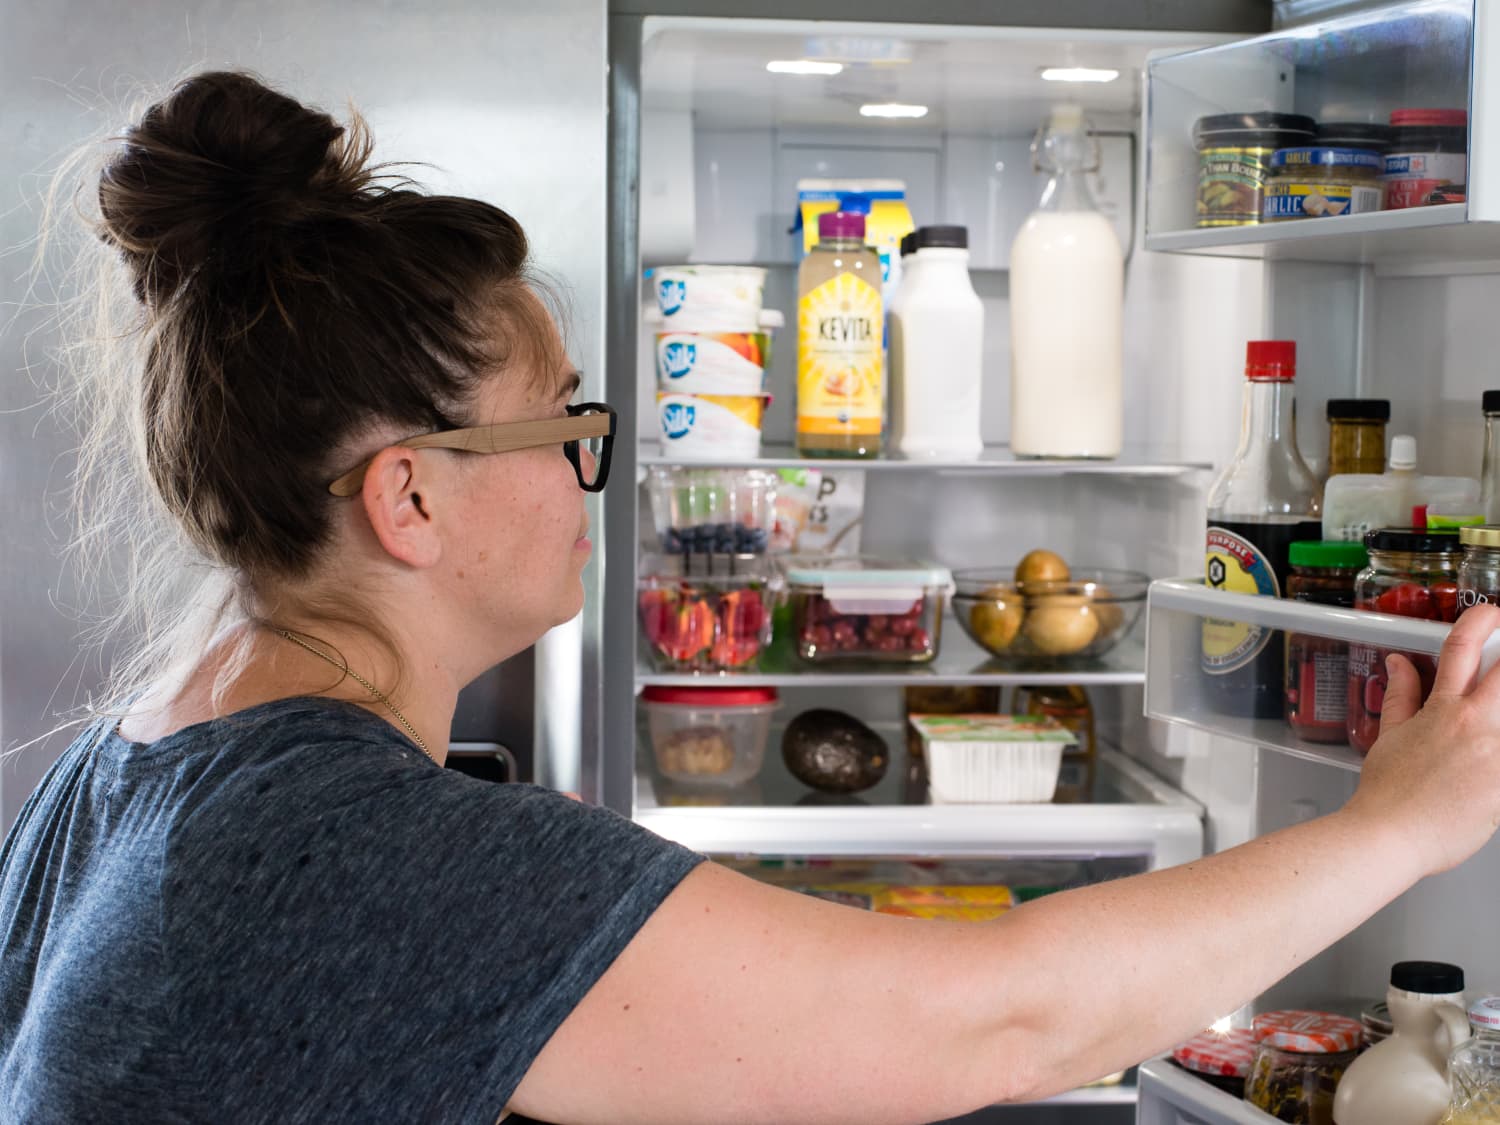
[641,686,779,786]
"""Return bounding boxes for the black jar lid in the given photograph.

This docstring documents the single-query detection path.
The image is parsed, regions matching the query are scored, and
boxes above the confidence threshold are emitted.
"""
[1327,398,1391,422]
[914,225,968,250]
[1364,528,1462,554]
[1194,112,1317,148]
[1484,389,1500,414]
[1316,122,1395,152]
[1391,961,1465,995]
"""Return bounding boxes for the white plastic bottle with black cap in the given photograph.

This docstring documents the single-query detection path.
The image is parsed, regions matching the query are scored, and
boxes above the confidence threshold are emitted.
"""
[1332,960,1471,1125]
[888,225,984,461]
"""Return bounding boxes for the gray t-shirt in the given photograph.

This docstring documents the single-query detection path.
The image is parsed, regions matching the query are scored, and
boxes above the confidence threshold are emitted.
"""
[0,697,703,1123]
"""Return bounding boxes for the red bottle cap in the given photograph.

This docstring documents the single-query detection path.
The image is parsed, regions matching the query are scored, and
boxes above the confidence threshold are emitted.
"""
[818,211,867,241]
[1390,108,1468,128]
[1245,340,1296,381]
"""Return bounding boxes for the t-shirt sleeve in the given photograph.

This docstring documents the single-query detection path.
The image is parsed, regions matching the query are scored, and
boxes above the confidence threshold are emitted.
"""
[164,755,703,1124]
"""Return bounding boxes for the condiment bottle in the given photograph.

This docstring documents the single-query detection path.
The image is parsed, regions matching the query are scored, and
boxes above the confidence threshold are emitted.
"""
[1247,1010,1363,1124]
[1012,684,1095,802]
[1445,997,1500,1123]
[888,225,984,461]
[796,211,883,458]
[1009,103,1123,459]
[1333,961,1470,1125]
[1480,391,1500,523]
[1285,540,1367,745]
[1346,529,1461,754]
[1203,340,1323,719]
[1327,399,1390,478]
[1389,434,1421,527]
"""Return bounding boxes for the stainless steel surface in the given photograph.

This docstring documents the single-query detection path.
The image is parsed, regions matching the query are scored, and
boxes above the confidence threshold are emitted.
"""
[1,0,608,827]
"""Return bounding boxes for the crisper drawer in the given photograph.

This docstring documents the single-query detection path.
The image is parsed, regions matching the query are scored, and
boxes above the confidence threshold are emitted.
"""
[1144,577,1500,770]
[1138,1057,1273,1125]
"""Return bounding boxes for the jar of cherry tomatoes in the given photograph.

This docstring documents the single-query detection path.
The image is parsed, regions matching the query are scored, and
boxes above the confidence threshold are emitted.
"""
[1285,541,1367,745]
[1346,529,1461,754]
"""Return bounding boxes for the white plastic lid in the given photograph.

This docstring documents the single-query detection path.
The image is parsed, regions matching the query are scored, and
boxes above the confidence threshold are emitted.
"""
[1471,997,1500,1029]
[1390,434,1418,471]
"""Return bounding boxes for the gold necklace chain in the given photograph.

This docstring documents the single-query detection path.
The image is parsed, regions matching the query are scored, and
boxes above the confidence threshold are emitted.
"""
[273,628,433,762]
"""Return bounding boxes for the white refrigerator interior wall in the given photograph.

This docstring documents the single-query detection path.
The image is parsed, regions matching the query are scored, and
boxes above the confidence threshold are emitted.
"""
[0,0,608,830]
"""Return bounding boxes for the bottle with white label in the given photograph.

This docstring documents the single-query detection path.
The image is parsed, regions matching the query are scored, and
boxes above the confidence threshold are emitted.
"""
[889,225,984,461]
[1203,340,1322,718]
[1009,104,1123,459]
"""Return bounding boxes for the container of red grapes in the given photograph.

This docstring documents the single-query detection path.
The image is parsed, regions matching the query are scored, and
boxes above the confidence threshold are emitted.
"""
[782,556,952,665]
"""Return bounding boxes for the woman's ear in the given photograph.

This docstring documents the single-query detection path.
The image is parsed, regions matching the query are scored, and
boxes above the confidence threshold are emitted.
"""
[358,446,444,569]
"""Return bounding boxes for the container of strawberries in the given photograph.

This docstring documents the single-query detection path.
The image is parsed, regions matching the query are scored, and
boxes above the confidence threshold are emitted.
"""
[637,554,780,673]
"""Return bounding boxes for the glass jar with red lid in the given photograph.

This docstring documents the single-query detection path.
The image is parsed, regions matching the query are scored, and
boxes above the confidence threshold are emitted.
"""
[1172,1027,1257,1100]
[1245,1010,1363,1123]
[1346,529,1462,755]
[1285,540,1368,745]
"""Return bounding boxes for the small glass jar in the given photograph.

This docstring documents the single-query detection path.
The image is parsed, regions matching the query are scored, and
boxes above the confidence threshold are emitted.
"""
[1326,399,1391,477]
[1448,997,1500,1122]
[1172,1027,1257,1100]
[1246,1010,1364,1124]
[1458,525,1500,614]
[1264,146,1384,222]
[1347,529,1462,755]
[1285,541,1367,744]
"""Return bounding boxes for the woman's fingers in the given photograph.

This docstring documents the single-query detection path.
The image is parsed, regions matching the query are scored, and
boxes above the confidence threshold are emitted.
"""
[1378,652,1422,735]
[1433,604,1500,700]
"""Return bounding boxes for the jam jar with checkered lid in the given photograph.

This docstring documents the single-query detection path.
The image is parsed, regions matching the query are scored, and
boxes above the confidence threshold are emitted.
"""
[1245,1010,1363,1123]
[1172,1027,1257,1099]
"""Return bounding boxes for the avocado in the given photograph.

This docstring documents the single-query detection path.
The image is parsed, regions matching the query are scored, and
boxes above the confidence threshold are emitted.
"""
[781,709,889,794]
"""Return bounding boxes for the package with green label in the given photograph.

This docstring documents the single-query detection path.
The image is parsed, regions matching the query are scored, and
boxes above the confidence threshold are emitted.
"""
[909,713,1076,804]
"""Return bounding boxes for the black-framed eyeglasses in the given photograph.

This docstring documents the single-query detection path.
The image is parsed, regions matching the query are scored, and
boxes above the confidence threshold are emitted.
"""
[328,402,617,497]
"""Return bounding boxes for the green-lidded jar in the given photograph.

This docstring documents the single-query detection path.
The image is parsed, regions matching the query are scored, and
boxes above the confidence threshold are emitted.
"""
[1285,541,1369,745]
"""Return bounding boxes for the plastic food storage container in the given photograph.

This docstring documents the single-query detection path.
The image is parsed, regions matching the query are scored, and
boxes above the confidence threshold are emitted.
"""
[784,556,952,664]
[640,685,778,786]
[909,714,1076,803]
[647,467,776,556]
[656,391,769,460]
[656,331,773,396]
[652,265,767,331]
[951,568,1149,662]
[1245,1010,1362,1123]
[637,555,781,673]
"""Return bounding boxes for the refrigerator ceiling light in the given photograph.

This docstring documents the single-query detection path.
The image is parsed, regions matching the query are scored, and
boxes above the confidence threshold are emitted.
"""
[766,59,844,76]
[859,102,928,119]
[1040,66,1121,83]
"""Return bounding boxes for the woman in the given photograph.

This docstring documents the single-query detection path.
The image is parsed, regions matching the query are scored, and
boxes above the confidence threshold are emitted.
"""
[3,70,1500,1125]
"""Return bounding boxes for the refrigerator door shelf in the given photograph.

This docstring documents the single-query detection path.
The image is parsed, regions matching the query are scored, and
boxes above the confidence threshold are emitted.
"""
[635,747,1203,867]
[1138,1054,1276,1125]
[1145,577,1500,772]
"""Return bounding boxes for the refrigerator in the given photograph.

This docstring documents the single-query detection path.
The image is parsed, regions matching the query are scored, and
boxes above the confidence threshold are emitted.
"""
[602,1,1500,1121]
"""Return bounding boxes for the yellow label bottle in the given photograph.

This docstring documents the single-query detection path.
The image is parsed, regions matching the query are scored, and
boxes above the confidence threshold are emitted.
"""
[797,211,883,458]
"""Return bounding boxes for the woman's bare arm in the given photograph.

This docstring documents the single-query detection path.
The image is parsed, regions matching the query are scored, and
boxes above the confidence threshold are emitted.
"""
[509,607,1500,1125]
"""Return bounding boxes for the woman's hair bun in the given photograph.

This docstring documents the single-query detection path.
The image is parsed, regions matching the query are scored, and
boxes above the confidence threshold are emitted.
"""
[99,70,369,307]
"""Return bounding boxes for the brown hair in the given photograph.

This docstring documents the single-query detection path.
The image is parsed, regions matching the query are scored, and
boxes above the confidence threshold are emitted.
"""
[50,70,556,710]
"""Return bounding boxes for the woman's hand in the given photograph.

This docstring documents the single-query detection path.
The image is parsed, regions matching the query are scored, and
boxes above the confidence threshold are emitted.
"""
[1348,603,1500,877]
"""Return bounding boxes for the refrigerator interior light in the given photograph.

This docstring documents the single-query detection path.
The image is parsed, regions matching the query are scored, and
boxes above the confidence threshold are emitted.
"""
[766,59,844,76]
[1040,66,1121,83]
[859,102,929,119]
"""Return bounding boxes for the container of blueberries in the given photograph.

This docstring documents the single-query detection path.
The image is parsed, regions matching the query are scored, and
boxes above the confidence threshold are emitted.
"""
[648,467,777,560]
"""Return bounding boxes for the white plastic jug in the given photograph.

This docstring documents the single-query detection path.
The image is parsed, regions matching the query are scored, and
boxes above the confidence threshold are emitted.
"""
[1333,962,1471,1125]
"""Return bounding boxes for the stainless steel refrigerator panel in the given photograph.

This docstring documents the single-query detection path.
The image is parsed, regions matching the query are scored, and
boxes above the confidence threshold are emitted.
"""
[0,0,608,828]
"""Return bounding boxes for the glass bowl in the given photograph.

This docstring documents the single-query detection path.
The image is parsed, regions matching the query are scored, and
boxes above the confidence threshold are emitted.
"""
[951,568,1149,663]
